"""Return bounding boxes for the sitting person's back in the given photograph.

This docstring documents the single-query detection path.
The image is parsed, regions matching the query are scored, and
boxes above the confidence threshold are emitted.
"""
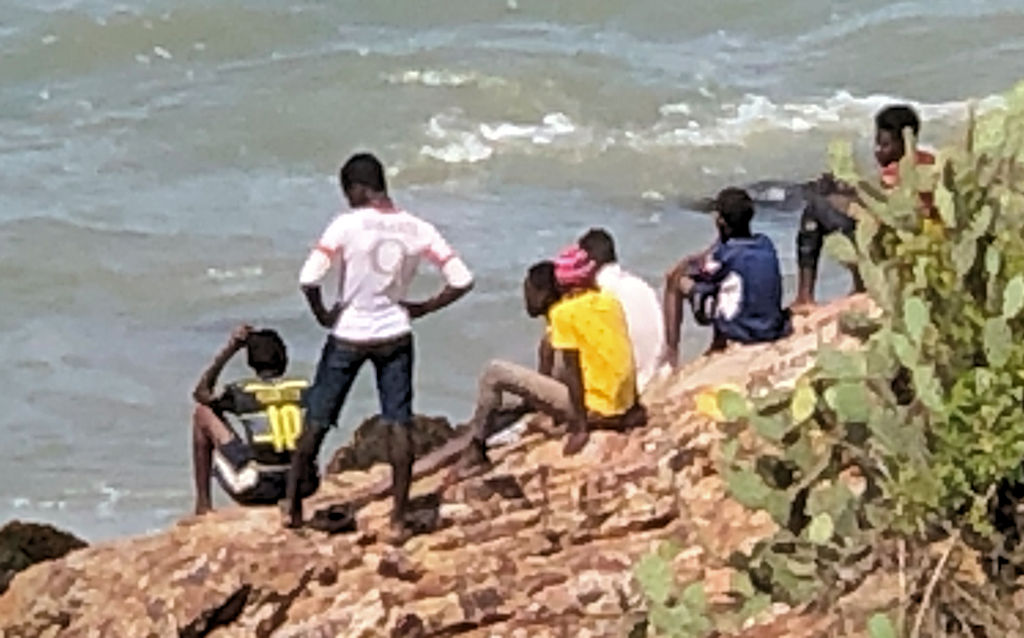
[578,227,664,393]
[547,279,637,418]
[664,187,790,361]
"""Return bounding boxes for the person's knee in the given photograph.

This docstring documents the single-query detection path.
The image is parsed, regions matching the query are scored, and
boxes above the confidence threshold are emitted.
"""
[192,403,214,424]
[664,267,680,288]
[484,358,508,374]
[796,220,823,270]
[192,404,223,439]
[480,359,512,386]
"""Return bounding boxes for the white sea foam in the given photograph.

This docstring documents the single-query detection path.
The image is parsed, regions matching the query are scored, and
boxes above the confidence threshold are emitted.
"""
[658,102,692,116]
[420,136,494,164]
[96,483,125,518]
[480,112,577,145]
[205,266,263,281]
[645,91,1008,149]
[383,69,506,89]
[419,110,495,164]
[418,90,1006,167]
[419,111,586,164]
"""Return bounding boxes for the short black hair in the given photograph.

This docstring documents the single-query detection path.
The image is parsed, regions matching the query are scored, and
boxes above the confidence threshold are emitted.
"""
[246,329,287,377]
[578,228,617,266]
[340,153,387,193]
[714,187,754,234]
[875,104,920,138]
[527,260,557,294]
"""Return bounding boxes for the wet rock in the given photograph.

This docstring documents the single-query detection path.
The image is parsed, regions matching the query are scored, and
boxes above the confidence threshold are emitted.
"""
[0,520,86,595]
[378,551,423,583]
[326,414,459,474]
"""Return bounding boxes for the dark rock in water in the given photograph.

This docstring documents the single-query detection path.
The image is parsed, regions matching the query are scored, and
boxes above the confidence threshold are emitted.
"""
[680,175,853,215]
[0,520,87,594]
[679,180,809,214]
[326,414,460,474]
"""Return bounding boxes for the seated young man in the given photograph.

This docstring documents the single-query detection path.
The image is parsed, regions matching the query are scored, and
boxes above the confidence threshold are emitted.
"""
[191,325,318,515]
[454,247,643,476]
[578,227,665,393]
[663,188,791,367]
[331,261,568,500]
[792,104,936,312]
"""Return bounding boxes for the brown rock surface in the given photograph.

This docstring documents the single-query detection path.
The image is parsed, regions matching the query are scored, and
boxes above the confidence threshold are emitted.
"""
[0,297,876,637]
[327,414,462,475]
[0,521,87,596]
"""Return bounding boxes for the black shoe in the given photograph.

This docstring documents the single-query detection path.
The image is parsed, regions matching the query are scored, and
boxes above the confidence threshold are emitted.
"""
[308,503,358,535]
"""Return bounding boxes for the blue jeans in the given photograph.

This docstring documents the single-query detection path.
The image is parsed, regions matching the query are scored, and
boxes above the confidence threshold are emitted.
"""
[305,333,414,430]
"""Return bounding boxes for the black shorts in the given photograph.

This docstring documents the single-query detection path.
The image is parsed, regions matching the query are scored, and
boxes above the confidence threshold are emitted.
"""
[212,439,319,506]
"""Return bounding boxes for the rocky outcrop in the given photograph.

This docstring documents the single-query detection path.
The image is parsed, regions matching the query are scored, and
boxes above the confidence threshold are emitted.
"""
[0,296,875,637]
[0,521,86,596]
[326,414,462,475]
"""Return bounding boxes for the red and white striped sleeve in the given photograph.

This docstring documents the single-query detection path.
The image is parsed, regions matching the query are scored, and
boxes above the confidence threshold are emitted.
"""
[422,222,473,288]
[299,215,350,286]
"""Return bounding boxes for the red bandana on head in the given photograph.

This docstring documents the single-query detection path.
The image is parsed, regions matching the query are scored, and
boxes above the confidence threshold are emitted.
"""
[554,245,597,288]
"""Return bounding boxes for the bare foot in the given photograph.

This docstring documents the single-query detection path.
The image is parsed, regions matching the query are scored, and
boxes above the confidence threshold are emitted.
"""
[384,522,412,547]
[444,444,491,485]
[789,300,817,316]
[194,503,212,516]
[283,504,304,530]
[661,347,679,369]
[562,430,590,456]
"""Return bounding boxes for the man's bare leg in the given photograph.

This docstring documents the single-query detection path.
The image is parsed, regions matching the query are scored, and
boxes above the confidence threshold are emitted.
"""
[662,265,686,369]
[791,265,818,315]
[343,404,544,511]
[285,425,328,528]
[191,404,236,515]
[385,423,414,543]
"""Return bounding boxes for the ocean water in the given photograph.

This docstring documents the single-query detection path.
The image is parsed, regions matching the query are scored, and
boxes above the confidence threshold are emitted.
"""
[2,0,1022,540]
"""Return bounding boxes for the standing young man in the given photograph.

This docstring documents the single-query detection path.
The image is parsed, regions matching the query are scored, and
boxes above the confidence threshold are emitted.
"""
[286,153,474,538]
[792,104,936,312]
[663,188,791,367]
[578,228,665,393]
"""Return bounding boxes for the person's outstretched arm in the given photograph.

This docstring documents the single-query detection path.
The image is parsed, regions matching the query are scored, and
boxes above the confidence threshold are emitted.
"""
[193,324,250,405]
[662,246,714,369]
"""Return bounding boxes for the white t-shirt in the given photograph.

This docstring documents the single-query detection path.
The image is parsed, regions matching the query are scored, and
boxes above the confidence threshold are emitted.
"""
[299,206,473,342]
[595,263,665,393]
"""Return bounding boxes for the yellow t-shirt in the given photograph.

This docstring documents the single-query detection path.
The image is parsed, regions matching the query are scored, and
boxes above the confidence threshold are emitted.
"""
[548,289,637,416]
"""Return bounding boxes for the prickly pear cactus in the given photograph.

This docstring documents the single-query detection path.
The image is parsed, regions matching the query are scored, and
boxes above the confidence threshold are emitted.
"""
[637,81,1024,636]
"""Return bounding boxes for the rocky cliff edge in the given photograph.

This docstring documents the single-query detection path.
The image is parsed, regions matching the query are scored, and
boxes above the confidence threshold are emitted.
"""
[0,296,875,638]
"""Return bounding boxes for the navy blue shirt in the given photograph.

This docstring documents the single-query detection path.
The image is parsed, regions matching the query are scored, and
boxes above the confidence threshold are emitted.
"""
[690,234,791,344]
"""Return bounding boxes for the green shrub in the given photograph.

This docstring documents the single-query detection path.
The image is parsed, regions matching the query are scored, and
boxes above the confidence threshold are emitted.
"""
[635,81,1024,636]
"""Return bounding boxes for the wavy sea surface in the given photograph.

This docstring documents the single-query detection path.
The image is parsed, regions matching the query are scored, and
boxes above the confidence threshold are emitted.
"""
[2,0,1023,539]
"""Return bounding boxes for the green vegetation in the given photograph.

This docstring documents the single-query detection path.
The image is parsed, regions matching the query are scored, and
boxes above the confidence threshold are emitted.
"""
[634,81,1024,637]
